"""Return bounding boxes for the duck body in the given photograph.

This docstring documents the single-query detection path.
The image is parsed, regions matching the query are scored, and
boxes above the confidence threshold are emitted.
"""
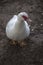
[6,12,30,41]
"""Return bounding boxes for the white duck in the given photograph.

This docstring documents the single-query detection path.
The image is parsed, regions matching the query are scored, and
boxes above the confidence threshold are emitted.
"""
[6,12,31,46]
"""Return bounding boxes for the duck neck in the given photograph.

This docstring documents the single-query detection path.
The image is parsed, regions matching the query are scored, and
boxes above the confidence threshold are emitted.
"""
[14,16,25,29]
[18,15,24,22]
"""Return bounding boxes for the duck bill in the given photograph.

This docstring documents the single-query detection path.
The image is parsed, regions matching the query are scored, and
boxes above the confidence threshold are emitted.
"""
[28,18,32,23]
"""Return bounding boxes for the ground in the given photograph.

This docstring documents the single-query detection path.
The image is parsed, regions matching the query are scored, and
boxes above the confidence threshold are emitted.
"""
[0,0,43,65]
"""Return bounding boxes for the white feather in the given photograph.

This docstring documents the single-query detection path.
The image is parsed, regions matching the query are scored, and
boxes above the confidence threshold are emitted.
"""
[6,12,30,41]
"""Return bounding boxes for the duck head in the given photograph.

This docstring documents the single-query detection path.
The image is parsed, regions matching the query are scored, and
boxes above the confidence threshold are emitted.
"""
[18,12,29,21]
[18,12,32,23]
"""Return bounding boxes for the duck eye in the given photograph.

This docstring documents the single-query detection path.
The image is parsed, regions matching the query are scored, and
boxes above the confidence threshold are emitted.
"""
[22,15,28,20]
